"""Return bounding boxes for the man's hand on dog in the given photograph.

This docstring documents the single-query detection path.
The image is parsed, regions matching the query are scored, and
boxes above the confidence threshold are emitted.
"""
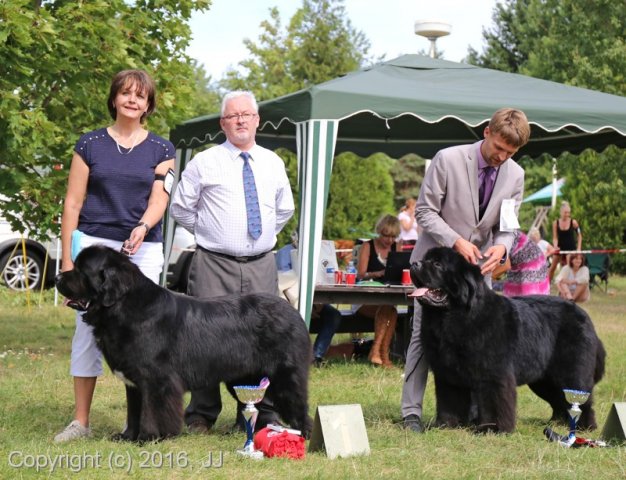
[453,238,505,275]
[479,244,506,275]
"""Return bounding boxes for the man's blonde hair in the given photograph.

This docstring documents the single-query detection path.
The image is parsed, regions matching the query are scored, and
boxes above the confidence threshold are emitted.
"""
[489,108,531,148]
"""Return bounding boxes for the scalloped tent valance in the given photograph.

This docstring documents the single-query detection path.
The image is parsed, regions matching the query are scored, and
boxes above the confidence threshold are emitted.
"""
[171,54,626,158]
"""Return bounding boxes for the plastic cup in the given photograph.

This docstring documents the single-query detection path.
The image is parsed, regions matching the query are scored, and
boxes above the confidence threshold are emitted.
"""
[345,272,356,285]
[401,268,412,285]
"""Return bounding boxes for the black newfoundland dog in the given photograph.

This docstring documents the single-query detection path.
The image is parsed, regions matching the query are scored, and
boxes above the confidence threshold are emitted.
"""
[56,245,312,442]
[411,247,605,433]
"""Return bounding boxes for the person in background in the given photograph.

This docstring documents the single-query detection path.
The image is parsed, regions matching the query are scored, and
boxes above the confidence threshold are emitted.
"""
[355,214,400,367]
[275,232,341,367]
[549,201,582,281]
[528,227,556,259]
[498,230,550,296]
[398,198,419,250]
[170,90,294,434]
[556,253,590,303]
[310,305,343,367]
[401,108,530,433]
[55,69,175,442]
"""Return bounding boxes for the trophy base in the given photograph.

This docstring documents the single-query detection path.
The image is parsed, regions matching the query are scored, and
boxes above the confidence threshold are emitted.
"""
[237,449,264,459]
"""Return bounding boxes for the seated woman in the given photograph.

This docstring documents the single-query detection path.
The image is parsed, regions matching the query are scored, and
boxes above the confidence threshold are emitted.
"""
[355,214,400,367]
[555,253,590,303]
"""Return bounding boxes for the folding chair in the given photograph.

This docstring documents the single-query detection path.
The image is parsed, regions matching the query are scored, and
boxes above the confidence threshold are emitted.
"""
[586,253,610,292]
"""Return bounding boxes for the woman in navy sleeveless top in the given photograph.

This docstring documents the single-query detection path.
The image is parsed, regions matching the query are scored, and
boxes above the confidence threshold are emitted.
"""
[55,70,175,442]
[549,201,582,281]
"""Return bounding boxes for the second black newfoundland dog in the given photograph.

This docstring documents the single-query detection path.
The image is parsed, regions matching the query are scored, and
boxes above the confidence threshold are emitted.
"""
[56,245,311,441]
[411,247,605,433]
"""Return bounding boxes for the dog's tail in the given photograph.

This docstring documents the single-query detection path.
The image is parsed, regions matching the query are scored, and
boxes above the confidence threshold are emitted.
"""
[594,340,606,384]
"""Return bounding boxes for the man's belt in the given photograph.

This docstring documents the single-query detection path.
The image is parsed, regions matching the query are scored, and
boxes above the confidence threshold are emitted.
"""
[197,245,269,263]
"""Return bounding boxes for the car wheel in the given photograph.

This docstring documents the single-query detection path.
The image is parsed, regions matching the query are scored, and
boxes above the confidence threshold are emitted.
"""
[0,249,45,291]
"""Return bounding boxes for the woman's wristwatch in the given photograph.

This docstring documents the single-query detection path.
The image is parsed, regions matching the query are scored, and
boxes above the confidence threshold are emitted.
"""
[136,222,150,234]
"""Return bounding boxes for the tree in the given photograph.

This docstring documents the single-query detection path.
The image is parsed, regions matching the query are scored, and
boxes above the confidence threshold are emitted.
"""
[0,0,211,239]
[323,152,395,240]
[187,60,222,118]
[466,0,532,73]
[390,154,426,209]
[220,0,373,101]
[468,0,625,96]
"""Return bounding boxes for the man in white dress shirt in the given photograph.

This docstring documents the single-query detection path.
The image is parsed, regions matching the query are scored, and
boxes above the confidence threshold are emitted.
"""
[170,90,295,434]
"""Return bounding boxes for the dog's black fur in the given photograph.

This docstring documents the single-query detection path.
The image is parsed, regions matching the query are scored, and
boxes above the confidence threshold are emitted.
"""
[411,247,605,433]
[56,245,312,442]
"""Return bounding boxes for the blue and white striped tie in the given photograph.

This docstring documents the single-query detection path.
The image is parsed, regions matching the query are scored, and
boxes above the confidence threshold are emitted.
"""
[241,151,262,239]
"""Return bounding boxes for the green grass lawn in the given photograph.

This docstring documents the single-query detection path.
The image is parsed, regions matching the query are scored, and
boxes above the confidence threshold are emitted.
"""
[1,280,625,479]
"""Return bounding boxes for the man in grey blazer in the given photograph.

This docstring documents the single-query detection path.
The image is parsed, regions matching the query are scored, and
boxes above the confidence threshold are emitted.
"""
[402,108,531,433]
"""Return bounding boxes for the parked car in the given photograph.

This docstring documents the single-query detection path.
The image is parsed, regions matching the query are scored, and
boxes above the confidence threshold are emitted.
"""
[0,216,61,291]
[165,224,196,292]
[0,213,195,292]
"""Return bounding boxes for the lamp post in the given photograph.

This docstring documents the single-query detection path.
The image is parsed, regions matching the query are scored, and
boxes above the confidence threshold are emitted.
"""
[414,20,451,58]
[551,158,558,209]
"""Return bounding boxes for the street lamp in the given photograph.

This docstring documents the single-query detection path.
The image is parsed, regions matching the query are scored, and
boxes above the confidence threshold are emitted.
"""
[414,20,451,58]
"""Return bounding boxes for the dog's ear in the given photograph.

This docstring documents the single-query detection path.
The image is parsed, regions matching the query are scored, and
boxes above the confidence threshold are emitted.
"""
[409,262,420,286]
[101,266,132,307]
[456,268,476,307]
[446,256,477,308]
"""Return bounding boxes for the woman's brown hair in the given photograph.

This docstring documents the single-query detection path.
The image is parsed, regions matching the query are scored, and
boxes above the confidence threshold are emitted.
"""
[107,69,156,123]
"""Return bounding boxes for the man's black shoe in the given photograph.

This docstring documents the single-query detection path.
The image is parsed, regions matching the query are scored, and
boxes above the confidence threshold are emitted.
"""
[403,414,424,433]
[312,357,325,368]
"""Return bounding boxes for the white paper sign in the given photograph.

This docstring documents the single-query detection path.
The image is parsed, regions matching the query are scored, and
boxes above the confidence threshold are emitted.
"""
[500,198,520,232]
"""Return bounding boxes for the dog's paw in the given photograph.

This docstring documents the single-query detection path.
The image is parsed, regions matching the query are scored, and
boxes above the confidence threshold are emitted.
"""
[111,431,135,442]
[136,431,163,444]
[435,415,463,429]
[473,422,512,435]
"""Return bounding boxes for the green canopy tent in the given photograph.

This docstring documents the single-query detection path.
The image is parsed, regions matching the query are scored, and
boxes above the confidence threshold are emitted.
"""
[168,55,626,324]
[523,178,565,206]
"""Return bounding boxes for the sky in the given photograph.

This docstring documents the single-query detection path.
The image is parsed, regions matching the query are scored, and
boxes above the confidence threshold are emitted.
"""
[188,0,498,80]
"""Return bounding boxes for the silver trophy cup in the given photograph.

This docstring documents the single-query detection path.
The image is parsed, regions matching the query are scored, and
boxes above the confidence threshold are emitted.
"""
[232,377,270,459]
[562,388,590,446]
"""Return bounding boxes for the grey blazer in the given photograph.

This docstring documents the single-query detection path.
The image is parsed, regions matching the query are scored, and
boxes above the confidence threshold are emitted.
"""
[410,141,524,263]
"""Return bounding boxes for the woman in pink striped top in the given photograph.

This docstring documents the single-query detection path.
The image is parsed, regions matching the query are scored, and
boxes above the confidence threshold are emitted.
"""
[503,230,550,296]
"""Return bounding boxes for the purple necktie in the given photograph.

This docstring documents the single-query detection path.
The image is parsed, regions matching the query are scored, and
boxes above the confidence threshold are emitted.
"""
[479,166,495,218]
[241,152,262,239]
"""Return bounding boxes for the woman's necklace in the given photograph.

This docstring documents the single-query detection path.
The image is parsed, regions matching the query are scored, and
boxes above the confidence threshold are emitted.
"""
[111,128,141,155]
[374,239,389,266]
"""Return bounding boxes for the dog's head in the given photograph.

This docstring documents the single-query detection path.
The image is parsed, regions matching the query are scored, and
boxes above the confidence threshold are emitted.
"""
[55,245,141,310]
[410,247,483,309]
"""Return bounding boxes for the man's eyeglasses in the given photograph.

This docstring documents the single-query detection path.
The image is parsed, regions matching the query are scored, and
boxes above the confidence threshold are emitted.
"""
[222,113,257,122]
